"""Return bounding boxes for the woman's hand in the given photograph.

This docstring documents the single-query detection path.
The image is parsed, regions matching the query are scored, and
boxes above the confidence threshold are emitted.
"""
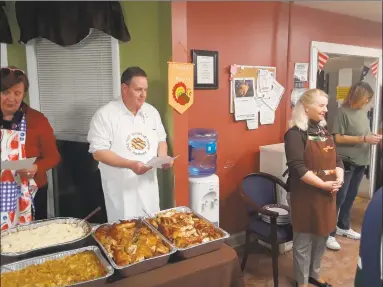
[335,167,344,184]
[17,164,38,179]
[321,181,342,193]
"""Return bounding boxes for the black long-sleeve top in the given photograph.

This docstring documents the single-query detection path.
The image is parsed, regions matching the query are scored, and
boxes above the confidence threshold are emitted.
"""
[284,122,343,179]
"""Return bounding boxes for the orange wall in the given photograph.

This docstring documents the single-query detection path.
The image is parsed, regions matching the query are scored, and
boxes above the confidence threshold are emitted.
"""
[171,2,382,233]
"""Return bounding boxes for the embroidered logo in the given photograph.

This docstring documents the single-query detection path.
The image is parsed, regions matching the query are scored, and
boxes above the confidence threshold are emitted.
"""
[126,132,150,156]
[323,145,334,152]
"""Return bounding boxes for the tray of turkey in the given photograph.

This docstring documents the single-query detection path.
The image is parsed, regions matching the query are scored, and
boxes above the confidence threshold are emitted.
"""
[92,217,176,277]
[0,245,114,287]
[1,217,92,264]
[145,206,230,259]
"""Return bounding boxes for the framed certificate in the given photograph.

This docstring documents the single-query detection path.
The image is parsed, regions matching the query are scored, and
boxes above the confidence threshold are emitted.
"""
[191,49,219,90]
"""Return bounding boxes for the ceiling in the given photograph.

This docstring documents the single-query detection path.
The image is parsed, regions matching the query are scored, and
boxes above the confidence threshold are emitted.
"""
[294,1,382,23]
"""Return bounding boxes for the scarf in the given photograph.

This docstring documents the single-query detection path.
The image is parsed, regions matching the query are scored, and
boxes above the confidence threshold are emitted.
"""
[0,102,26,131]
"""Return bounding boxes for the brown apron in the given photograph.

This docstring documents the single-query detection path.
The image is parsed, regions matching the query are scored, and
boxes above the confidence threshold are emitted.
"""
[290,134,337,237]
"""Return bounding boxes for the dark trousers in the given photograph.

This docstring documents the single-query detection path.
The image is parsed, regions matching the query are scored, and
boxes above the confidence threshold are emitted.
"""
[33,185,48,220]
[330,164,366,236]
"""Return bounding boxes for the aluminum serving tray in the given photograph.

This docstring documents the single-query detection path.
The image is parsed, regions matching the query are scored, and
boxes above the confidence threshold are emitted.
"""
[146,206,230,259]
[92,217,177,277]
[1,217,92,264]
[0,245,114,287]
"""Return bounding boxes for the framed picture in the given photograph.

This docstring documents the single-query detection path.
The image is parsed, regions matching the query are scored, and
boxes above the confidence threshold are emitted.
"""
[191,49,219,90]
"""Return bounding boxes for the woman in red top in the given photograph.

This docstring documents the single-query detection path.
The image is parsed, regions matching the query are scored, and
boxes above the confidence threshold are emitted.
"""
[1,67,60,230]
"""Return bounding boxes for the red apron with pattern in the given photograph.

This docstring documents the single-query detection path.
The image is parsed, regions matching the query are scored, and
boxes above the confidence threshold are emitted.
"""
[0,114,37,231]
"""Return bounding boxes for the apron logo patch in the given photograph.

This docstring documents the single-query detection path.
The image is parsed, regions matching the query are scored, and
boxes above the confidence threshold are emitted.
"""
[126,132,150,156]
[323,145,334,152]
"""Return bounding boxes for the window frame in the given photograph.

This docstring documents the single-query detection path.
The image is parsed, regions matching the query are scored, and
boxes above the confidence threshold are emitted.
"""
[26,32,121,127]
[0,43,8,67]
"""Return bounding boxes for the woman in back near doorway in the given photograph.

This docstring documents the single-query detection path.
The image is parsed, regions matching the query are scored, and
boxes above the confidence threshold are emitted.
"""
[326,82,382,251]
[285,89,344,287]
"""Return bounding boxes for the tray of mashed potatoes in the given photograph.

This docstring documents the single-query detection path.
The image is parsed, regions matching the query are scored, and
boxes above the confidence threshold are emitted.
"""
[0,245,114,287]
[1,217,92,264]
[92,218,176,277]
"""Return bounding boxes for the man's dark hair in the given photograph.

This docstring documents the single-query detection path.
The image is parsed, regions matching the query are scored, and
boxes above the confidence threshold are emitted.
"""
[121,66,147,85]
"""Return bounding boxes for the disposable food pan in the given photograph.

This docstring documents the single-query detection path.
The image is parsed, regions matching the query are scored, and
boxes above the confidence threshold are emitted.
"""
[0,245,114,287]
[146,206,230,259]
[92,217,177,277]
[1,217,92,264]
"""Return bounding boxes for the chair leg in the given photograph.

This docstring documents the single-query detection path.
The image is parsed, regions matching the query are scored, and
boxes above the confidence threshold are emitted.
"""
[271,239,279,287]
[241,231,251,271]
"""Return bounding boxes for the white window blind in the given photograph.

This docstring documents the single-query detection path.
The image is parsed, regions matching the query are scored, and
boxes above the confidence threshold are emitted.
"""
[35,29,114,141]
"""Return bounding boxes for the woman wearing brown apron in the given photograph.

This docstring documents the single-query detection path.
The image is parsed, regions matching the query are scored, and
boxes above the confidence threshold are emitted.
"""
[284,89,344,287]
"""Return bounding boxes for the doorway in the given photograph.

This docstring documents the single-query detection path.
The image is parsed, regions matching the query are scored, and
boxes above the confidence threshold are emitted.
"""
[310,41,382,199]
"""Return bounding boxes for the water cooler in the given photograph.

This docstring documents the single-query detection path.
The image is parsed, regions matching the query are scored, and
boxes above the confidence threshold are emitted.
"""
[188,129,220,226]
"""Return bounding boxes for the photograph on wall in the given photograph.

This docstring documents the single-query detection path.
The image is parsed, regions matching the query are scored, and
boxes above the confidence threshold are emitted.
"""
[234,78,255,98]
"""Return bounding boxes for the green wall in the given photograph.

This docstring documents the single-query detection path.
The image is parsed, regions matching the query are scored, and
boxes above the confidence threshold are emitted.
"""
[5,1,174,209]
[5,2,28,104]
[119,1,174,209]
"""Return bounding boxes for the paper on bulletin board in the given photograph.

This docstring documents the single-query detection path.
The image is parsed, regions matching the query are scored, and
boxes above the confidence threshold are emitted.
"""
[168,62,194,114]
[234,97,257,121]
[294,63,309,82]
[246,112,258,130]
[262,78,285,111]
[229,65,276,114]
[259,104,275,125]
[257,69,273,93]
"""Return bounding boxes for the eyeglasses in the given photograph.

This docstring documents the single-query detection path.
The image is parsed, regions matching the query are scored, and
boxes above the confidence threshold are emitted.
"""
[0,68,25,77]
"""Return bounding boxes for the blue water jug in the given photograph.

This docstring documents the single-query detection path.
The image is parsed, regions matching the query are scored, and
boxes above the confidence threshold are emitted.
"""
[188,128,218,177]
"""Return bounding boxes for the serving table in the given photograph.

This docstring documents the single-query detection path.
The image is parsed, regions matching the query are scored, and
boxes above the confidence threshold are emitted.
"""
[101,244,244,287]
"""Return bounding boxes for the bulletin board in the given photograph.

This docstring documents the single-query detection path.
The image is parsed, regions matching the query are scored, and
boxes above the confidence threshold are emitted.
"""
[230,65,277,113]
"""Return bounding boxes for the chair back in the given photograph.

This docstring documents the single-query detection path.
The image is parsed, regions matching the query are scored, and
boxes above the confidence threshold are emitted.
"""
[242,173,281,212]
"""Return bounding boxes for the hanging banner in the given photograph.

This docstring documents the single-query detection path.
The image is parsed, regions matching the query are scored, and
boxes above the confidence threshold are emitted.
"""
[369,60,379,78]
[360,65,370,81]
[317,51,329,71]
[168,62,194,114]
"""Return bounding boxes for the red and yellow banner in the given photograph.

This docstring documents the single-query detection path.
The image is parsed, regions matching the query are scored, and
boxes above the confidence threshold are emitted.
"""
[168,62,194,114]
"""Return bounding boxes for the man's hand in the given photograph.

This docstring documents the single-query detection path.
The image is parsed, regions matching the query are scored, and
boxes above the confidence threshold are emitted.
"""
[161,160,174,169]
[17,164,38,179]
[130,161,152,175]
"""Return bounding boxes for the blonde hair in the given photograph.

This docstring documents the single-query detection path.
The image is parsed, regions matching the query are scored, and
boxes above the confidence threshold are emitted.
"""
[289,89,328,131]
[343,82,373,109]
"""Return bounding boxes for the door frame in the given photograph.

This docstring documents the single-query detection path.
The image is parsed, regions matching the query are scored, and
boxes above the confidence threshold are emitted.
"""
[310,41,382,199]
[0,43,7,67]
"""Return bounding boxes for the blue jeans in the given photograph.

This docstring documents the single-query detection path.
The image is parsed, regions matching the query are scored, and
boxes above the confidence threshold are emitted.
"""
[330,164,366,237]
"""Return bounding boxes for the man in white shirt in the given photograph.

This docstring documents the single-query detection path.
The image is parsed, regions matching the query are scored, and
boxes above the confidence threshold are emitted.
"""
[87,67,173,222]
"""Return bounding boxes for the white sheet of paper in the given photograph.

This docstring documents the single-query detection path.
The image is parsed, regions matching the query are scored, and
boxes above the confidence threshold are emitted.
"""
[196,56,214,84]
[291,88,307,106]
[146,155,179,168]
[1,157,37,171]
[234,98,257,121]
[257,70,272,93]
[294,63,309,82]
[260,104,275,125]
[254,97,264,109]
[246,111,259,130]
[262,78,285,111]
